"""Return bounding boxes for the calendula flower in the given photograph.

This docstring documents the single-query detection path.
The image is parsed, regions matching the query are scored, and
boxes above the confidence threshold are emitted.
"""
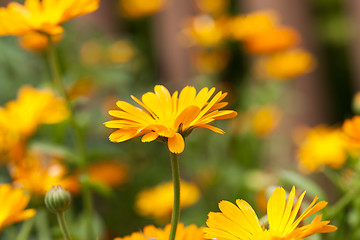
[104,85,237,154]
[87,161,127,188]
[119,0,165,18]
[244,27,300,54]
[10,150,79,195]
[135,181,200,222]
[343,116,360,147]
[0,0,99,37]
[114,223,205,240]
[183,15,228,47]
[265,49,315,80]
[228,11,277,41]
[0,184,36,231]
[297,126,349,172]
[192,48,229,74]
[205,186,337,240]
[195,0,229,17]
[251,105,282,138]
[19,31,63,52]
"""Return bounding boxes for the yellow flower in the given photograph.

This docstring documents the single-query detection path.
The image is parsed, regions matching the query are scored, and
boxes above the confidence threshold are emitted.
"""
[228,11,277,41]
[195,0,229,17]
[104,85,237,154]
[204,186,337,240]
[107,40,135,63]
[251,105,282,137]
[265,49,315,80]
[0,0,99,36]
[19,31,63,52]
[135,181,200,222]
[244,27,300,54]
[10,150,79,195]
[343,116,360,147]
[119,0,165,18]
[192,48,229,74]
[183,15,228,47]
[297,126,349,172]
[0,86,69,138]
[87,161,127,188]
[0,184,36,231]
[114,223,205,240]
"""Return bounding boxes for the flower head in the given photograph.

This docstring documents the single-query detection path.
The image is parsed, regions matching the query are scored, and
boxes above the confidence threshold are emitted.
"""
[343,116,360,147]
[297,126,349,172]
[87,161,127,188]
[135,181,200,222]
[0,0,99,37]
[0,184,36,231]
[114,223,205,240]
[104,85,237,153]
[119,0,165,18]
[205,186,337,240]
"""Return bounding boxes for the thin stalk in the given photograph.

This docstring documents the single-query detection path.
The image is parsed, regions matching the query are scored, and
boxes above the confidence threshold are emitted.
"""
[46,35,94,240]
[169,153,180,240]
[56,212,72,240]
[35,208,51,240]
[15,217,35,240]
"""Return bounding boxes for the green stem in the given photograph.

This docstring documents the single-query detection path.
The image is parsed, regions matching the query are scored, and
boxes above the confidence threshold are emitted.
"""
[169,153,180,240]
[56,212,72,240]
[35,208,51,240]
[46,35,94,240]
[15,217,35,240]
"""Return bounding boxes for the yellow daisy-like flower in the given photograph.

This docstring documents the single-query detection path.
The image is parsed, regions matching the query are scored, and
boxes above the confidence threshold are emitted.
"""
[0,0,99,37]
[114,223,205,240]
[104,85,237,154]
[205,186,337,240]
[0,184,36,231]
[135,181,200,222]
[297,126,348,172]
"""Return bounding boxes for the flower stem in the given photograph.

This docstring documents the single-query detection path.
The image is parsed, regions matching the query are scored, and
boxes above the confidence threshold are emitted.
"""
[15,217,35,240]
[35,208,51,240]
[46,35,94,240]
[169,153,180,240]
[56,212,72,240]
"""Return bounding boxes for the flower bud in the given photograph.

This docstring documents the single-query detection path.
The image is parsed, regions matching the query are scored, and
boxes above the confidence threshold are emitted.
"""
[45,185,71,214]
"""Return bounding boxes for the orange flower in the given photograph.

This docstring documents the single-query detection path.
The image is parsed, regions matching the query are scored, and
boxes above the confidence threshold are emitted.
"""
[119,0,165,18]
[0,0,99,37]
[87,161,127,188]
[195,0,229,17]
[192,48,229,74]
[104,85,237,154]
[19,31,63,52]
[244,27,300,54]
[343,116,360,147]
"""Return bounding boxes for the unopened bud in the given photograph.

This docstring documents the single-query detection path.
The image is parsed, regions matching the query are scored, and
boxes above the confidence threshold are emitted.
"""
[45,185,71,214]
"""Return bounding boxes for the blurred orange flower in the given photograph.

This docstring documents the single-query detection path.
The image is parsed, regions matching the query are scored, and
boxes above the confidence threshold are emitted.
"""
[87,161,127,188]
[192,48,229,74]
[251,105,282,137]
[228,10,277,41]
[195,0,229,17]
[19,31,63,52]
[0,0,99,36]
[343,116,360,147]
[114,223,205,240]
[244,27,300,54]
[297,126,349,172]
[135,181,200,222]
[107,40,135,63]
[10,150,79,195]
[264,49,315,80]
[119,0,165,18]
[0,184,36,231]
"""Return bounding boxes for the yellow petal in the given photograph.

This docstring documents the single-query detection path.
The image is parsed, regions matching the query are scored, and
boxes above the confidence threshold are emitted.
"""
[267,187,286,231]
[141,132,159,142]
[168,133,184,153]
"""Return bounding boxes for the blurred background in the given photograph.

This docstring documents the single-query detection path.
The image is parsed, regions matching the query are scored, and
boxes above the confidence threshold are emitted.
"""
[0,0,358,239]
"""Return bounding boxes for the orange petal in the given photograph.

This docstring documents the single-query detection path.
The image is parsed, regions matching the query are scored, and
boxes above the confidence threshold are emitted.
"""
[168,133,184,153]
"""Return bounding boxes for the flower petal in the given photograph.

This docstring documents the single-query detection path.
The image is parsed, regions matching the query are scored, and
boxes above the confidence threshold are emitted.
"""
[168,132,184,153]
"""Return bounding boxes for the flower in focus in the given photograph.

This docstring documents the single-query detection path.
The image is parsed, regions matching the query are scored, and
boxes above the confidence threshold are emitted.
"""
[104,85,237,154]
[119,0,165,18]
[228,10,277,41]
[343,116,360,147]
[0,184,36,231]
[251,105,282,137]
[87,161,127,188]
[183,15,228,47]
[19,31,63,52]
[192,48,229,74]
[195,0,229,17]
[244,27,300,54]
[10,150,79,195]
[114,223,205,240]
[0,0,99,37]
[264,49,315,80]
[135,181,200,222]
[205,186,337,240]
[297,126,349,172]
